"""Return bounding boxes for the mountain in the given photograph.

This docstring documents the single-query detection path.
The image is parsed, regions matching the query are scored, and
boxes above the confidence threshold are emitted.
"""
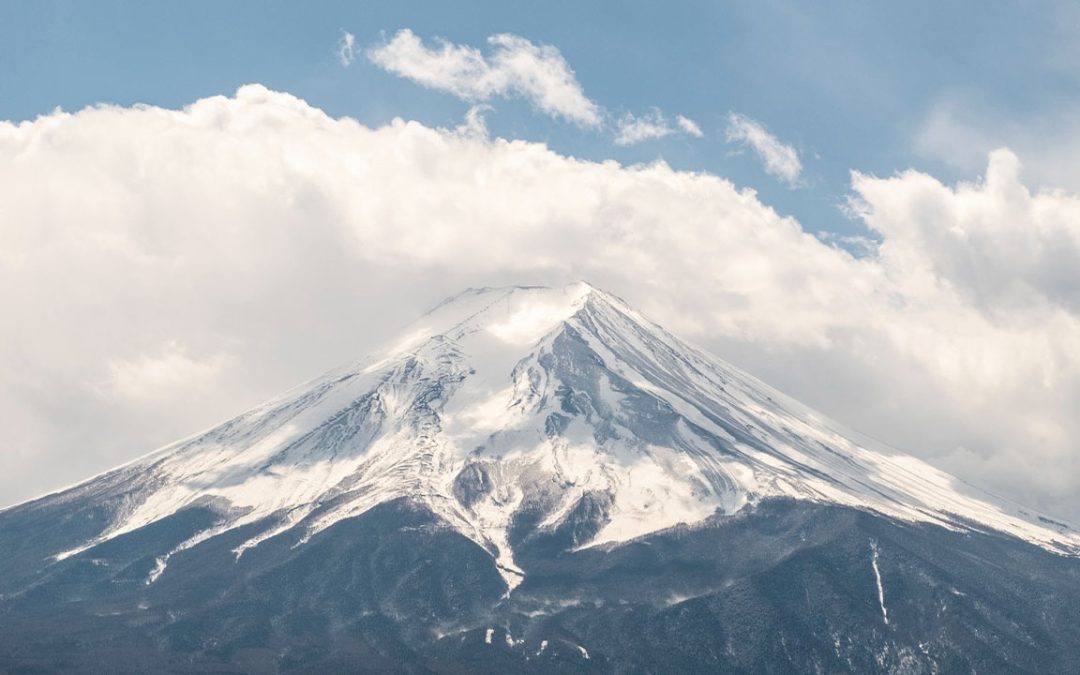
[2,283,1079,674]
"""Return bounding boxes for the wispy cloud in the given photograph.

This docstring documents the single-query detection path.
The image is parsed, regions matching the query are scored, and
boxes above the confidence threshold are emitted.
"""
[615,110,705,146]
[725,112,802,186]
[337,31,356,67]
[455,104,492,138]
[368,28,707,146]
[615,110,673,145]
[676,115,704,138]
[368,29,602,127]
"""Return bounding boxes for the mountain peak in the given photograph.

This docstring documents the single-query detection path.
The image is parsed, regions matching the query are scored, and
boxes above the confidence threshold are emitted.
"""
[32,284,1080,590]
[418,281,607,338]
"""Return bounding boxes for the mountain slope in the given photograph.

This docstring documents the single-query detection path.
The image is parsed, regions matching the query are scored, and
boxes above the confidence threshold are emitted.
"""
[2,283,1079,673]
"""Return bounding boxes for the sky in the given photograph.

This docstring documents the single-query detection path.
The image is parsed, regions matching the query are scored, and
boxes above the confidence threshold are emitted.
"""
[2,2,1080,521]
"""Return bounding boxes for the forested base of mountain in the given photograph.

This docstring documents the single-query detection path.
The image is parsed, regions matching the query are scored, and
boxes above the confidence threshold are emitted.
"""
[3,497,1079,674]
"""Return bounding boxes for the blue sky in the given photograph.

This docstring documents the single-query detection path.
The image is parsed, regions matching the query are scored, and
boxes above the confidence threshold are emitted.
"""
[5,1,1080,241]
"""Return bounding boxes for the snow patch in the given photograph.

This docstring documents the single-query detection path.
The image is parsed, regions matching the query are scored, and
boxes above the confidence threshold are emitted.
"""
[146,556,168,585]
[871,539,889,625]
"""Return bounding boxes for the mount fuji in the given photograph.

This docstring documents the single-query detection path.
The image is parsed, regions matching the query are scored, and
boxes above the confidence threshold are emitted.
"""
[2,283,1079,673]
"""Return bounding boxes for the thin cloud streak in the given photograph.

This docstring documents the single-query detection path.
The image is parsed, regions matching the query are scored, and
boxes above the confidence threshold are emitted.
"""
[615,110,704,146]
[676,115,704,137]
[726,112,802,186]
[337,31,356,67]
[368,29,602,127]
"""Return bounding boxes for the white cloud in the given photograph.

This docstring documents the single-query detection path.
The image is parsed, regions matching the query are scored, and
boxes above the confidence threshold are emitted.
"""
[99,342,232,404]
[676,115,704,138]
[337,30,356,67]
[725,112,802,186]
[367,29,602,127]
[614,110,704,146]
[2,87,1080,526]
[614,110,673,145]
[455,104,491,138]
[916,97,1080,194]
[842,151,1080,504]
[815,231,879,257]
[851,149,1080,314]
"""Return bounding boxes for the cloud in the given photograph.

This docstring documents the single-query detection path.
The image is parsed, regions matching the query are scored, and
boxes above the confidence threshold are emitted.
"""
[455,104,492,138]
[614,110,673,145]
[2,87,1080,526]
[851,149,1080,314]
[815,231,879,257]
[337,30,356,67]
[367,28,701,146]
[367,29,602,127]
[614,110,704,146]
[98,342,232,404]
[842,151,1080,505]
[676,115,704,138]
[915,97,1080,193]
[725,112,802,186]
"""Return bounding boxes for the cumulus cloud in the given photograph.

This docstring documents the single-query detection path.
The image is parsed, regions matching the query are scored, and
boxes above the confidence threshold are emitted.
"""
[614,109,704,146]
[337,30,356,66]
[367,29,602,127]
[725,112,802,186]
[852,149,1080,314]
[2,87,1080,525]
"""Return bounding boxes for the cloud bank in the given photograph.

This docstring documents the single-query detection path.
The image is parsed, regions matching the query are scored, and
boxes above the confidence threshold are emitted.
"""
[725,112,803,186]
[368,29,602,127]
[2,87,1079,524]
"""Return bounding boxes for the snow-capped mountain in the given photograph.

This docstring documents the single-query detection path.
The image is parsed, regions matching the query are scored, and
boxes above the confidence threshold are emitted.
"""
[3,283,1080,674]
[38,283,1079,581]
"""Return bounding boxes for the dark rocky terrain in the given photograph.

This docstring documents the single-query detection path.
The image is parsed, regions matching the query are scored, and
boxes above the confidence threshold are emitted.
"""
[3,495,1080,673]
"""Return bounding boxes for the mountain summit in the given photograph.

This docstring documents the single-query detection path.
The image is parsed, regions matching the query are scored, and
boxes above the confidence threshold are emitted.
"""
[3,283,1080,673]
